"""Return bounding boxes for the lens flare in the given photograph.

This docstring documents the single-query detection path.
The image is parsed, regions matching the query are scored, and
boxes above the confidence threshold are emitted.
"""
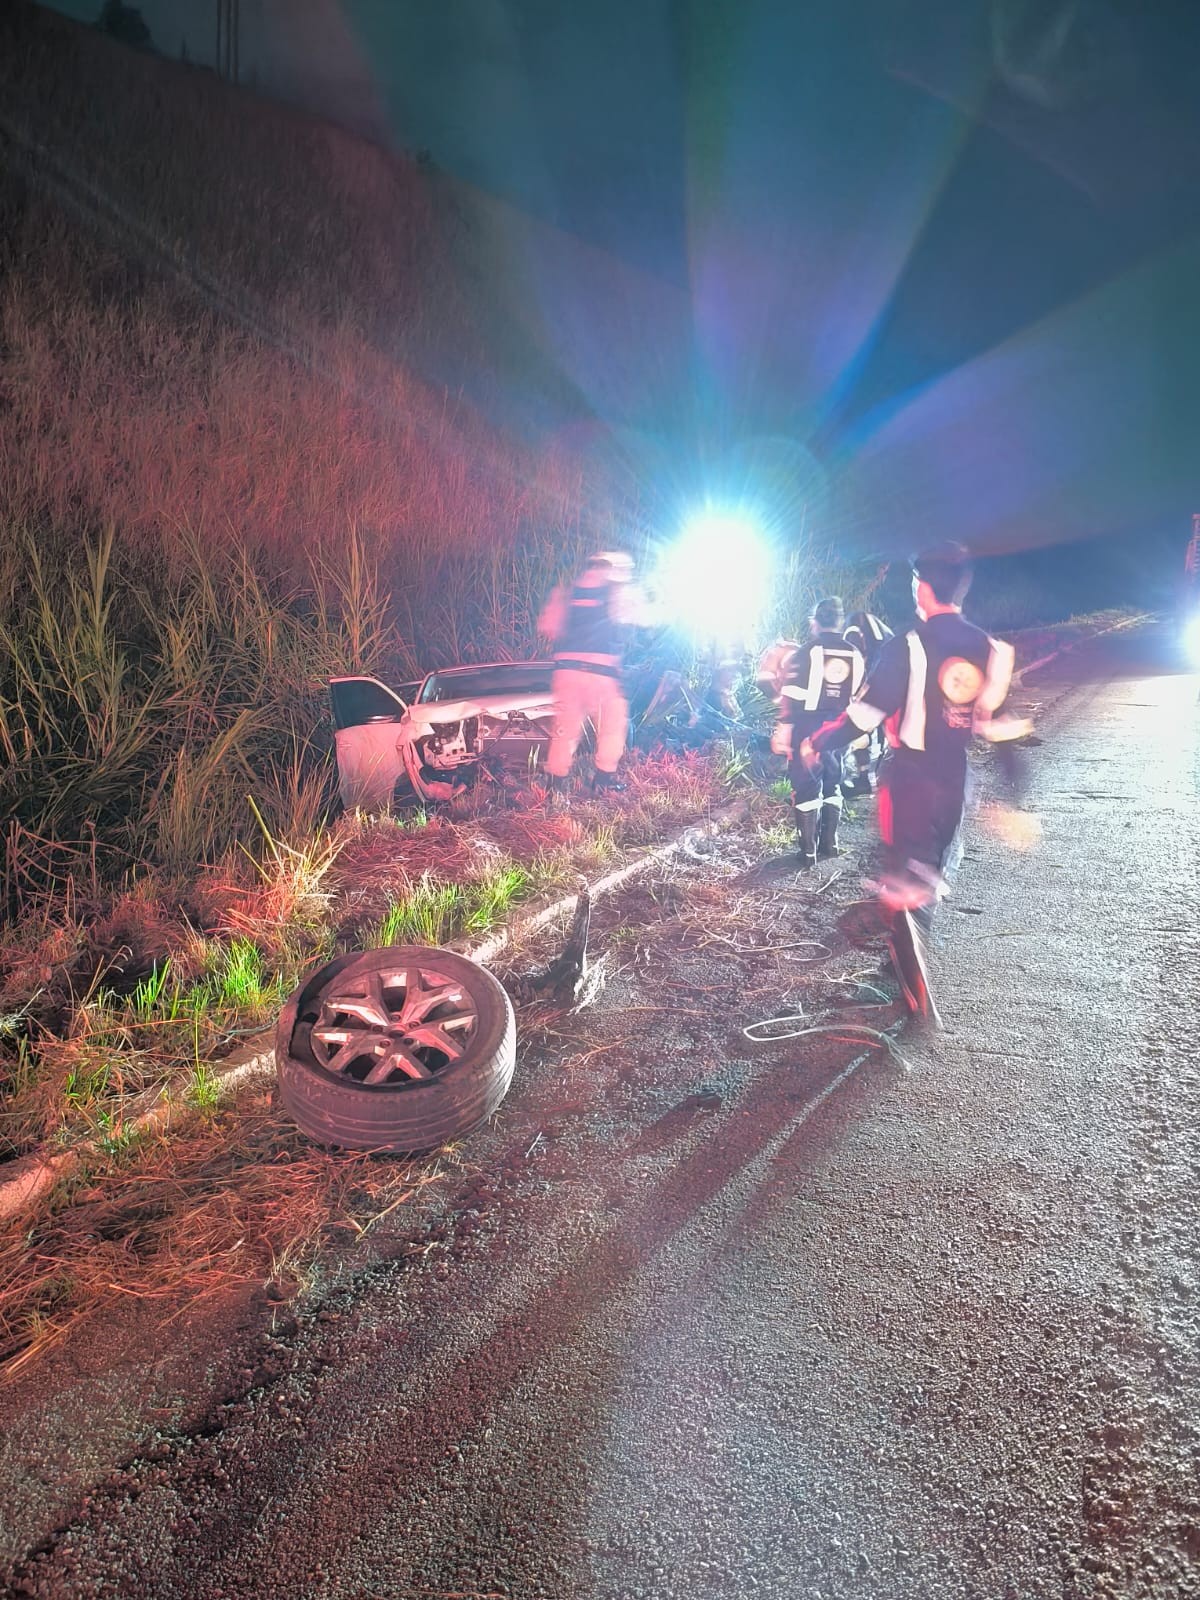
[656,507,773,649]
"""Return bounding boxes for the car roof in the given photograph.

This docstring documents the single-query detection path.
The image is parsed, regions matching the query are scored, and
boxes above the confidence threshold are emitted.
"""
[422,661,552,676]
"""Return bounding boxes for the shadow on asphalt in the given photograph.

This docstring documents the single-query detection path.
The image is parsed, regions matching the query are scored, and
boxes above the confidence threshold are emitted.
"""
[192,1034,892,1585]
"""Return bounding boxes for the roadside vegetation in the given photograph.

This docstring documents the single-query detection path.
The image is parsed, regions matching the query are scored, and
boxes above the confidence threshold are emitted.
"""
[0,2,1097,1384]
[0,750,739,1375]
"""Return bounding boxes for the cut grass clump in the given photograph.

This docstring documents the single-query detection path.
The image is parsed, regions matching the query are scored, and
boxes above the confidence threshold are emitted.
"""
[366,861,531,948]
[185,1062,223,1112]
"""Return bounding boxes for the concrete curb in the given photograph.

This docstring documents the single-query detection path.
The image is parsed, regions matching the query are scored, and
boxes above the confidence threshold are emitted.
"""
[0,803,744,1224]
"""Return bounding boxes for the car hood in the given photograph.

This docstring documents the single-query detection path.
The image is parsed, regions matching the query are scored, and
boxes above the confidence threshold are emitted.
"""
[406,692,553,726]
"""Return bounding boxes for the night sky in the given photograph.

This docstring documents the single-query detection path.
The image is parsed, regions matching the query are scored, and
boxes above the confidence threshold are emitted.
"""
[42,0,1200,588]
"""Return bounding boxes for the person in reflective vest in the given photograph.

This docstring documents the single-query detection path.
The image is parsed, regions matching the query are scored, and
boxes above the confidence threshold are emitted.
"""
[842,609,894,795]
[777,597,865,867]
[844,609,894,670]
[537,550,652,797]
[756,638,802,704]
[799,543,1029,1022]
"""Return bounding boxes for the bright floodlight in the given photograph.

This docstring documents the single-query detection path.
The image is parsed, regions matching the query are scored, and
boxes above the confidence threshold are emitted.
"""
[659,507,772,648]
[1184,609,1200,668]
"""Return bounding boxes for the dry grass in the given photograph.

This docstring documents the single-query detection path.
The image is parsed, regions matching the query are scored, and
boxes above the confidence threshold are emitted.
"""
[0,1091,450,1380]
[0,3,864,1383]
[0,762,729,1379]
[0,3,601,618]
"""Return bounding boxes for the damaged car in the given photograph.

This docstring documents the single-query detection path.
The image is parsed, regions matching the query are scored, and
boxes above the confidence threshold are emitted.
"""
[330,661,557,809]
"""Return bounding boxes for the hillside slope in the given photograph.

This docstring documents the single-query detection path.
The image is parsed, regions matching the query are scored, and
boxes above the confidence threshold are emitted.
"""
[0,0,634,584]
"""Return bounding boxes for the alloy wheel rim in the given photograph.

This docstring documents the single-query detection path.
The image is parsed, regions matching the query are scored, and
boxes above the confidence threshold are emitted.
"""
[309,961,478,1084]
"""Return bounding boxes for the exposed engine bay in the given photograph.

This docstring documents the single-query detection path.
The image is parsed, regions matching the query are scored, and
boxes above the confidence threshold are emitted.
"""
[402,709,555,803]
[417,716,481,773]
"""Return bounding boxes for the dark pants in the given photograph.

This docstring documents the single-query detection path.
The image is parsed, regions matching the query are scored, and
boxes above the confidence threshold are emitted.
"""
[789,747,843,813]
[878,751,964,882]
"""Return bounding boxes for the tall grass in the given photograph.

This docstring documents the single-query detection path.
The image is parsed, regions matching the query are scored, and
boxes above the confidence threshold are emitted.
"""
[0,524,395,905]
[0,1,869,934]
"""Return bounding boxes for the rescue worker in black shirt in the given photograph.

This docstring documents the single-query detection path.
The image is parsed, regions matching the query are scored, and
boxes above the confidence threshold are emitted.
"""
[798,543,1027,1022]
[777,597,865,868]
[844,609,894,668]
[842,608,894,795]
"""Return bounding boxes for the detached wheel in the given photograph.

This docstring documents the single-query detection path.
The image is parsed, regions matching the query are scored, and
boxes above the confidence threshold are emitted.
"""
[276,946,515,1152]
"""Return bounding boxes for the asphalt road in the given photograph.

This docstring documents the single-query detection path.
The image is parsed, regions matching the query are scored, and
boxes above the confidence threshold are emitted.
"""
[6,622,1200,1599]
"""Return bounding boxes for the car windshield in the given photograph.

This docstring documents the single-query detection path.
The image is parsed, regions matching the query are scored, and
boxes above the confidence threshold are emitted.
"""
[417,664,553,704]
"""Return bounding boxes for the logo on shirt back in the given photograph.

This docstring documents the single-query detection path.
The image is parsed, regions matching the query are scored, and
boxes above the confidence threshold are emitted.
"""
[823,658,851,684]
[938,657,984,705]
[938,656,984,729]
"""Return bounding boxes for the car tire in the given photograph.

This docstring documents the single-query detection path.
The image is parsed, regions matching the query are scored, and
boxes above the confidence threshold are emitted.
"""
[275,946,516,1152]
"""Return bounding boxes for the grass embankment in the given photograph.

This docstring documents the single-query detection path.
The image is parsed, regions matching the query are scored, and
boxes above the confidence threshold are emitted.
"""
[0,751,735,1376]
[1008,608,1147,673]
[0,3,863,1379]
[0,1,594,577]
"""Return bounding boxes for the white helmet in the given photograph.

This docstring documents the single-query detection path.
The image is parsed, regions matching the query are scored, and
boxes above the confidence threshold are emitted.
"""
[590,550,634,581]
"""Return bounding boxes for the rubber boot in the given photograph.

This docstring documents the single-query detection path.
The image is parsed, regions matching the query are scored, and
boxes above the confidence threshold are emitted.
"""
[592,769,626,795]
[887,909,942,1028]
[794,806,819,869]
[817,801,842,858]
[845,758,874,798]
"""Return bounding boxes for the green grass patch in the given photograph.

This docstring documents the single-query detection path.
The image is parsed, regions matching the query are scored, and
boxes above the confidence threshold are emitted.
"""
[715,738,754,788]
[464,863,530,932]
[201,938,282,1011]
[756,818,798,853]
[185,1062,222,1112]
[63,1058,111,1111]
[370,877,465,949]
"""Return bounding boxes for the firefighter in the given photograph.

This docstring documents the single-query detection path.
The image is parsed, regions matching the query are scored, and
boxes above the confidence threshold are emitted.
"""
[842,608,894,795]
[537,550,652,798]
[756,638,802,703]
[798,542,1027,1023]
[778,597,865,867]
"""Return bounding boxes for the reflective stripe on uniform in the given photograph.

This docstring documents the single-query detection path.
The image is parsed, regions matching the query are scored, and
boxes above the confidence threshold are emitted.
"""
[794,795,823,813]
[780,644,826,711]
[847,699,886,732]
[898,631,928,750]
[976,714,1033,742]
[977,637,1014,715]
[805,646,825,710]
[781,643,861,711]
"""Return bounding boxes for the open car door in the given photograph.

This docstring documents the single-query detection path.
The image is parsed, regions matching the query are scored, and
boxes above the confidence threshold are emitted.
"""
[329,676,420,809]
